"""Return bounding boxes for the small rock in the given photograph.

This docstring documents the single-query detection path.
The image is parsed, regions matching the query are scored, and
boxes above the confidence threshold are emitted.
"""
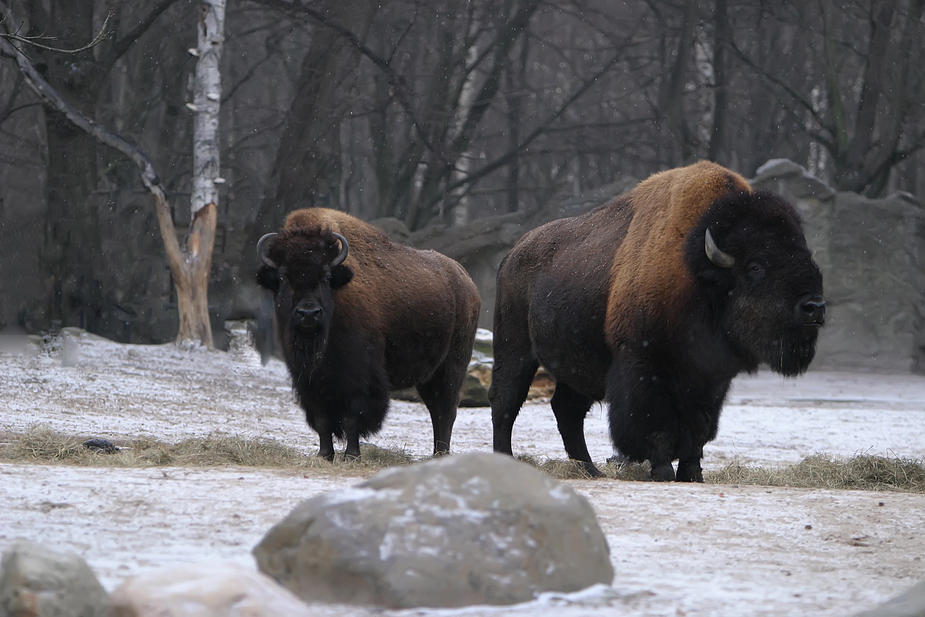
[59,333,80,367]
[107,561,313,617]
[0,539,108,617]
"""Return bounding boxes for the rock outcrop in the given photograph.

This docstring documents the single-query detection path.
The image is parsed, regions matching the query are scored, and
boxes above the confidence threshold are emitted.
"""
[253,452,614,609]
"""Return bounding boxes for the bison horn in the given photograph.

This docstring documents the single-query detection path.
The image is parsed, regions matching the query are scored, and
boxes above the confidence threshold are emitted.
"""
[330,232,349,267]
[705,228,735,268]
[257,233,278,267]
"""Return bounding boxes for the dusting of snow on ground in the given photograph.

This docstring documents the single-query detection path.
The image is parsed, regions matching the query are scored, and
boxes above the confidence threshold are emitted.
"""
[3,329,925,616]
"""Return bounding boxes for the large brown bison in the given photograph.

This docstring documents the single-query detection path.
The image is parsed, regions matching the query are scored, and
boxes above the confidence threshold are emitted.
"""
[489,161,825,481]
[256,208,481,461]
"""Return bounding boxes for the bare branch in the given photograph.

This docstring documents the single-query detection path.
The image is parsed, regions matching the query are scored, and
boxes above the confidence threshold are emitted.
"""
[0,30,183,269]
[255,0,443,158]
[0,9,113,53]
[103,0,183,68]
[437,45,629,204]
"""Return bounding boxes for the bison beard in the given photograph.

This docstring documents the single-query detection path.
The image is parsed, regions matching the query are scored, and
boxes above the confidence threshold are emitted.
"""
[256,209,481,462]
[489,161,825,482]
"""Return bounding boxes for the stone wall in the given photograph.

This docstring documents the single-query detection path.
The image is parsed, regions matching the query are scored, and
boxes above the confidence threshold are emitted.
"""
[751,160,925,373]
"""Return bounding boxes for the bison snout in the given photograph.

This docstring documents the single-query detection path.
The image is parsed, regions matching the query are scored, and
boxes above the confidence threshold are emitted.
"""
[796,295,825,327]
[295,307,324,329]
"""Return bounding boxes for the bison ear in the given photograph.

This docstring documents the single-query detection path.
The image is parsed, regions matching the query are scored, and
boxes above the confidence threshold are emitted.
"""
[256,265,280,293]
[330,264,354,289]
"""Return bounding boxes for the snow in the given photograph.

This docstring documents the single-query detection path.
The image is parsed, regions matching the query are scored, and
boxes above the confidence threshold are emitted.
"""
[2,329,925,616]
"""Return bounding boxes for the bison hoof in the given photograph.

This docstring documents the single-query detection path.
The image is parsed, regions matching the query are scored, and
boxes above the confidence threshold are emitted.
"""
[676,461,704,483]
[650,462,676,482]
[578,460,603,478]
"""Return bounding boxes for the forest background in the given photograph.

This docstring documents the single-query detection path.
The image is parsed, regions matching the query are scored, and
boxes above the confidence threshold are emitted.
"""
[0,0,922,356]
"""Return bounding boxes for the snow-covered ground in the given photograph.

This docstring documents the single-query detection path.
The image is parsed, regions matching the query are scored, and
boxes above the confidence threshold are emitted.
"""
[2,329,925,616]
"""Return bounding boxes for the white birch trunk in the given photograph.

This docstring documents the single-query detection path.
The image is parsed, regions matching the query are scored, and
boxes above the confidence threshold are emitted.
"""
[174,0,225,347]
[191,0,226,216]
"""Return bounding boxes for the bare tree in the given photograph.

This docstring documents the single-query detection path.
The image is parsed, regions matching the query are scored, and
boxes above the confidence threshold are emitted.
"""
[0,0,225,346]
[732,0,925,195]
[173,0,226,346]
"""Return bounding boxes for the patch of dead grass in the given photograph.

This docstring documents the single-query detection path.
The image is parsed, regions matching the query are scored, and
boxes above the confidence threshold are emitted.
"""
[4,428,924,492]
[709,454,925,493]
[0,426,415,474]
[518,452,925,492]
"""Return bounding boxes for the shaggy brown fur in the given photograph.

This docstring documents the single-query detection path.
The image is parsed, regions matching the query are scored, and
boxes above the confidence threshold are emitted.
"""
[489,162,823,481]
[259,208,481,460]
[605,161,753,345]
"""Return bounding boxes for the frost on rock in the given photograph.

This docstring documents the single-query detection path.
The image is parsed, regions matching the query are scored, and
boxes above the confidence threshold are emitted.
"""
[253,452,614,609]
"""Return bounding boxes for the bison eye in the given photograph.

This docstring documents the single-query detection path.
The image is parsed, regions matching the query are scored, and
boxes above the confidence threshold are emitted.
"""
[747,262,766,282]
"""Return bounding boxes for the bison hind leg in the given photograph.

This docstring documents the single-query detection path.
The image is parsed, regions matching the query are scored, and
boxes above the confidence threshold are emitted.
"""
[489,355,540,457]
[550,382,602,478]
[649,461,676,481]
[416,364,463,456]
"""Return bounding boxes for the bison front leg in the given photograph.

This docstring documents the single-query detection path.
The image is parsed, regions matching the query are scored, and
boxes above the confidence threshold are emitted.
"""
[317,430,336,462]
[341,398,368,461]
[343,432,361,460]
[676,457,703,482]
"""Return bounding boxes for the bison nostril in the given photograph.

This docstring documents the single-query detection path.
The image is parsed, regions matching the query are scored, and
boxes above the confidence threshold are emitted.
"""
[797,296,826,325]
[295,307,323,326]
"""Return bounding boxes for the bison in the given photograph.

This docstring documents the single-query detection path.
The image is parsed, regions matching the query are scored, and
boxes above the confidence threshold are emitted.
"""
[256,208,481,461]
[489,161,825,481]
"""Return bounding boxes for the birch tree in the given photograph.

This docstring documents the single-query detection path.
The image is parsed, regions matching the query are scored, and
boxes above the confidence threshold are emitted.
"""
[172,0,226,347]
[0,0,225,347]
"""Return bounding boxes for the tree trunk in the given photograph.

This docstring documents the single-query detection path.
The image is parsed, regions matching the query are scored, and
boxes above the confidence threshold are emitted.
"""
[2,0,224,348]
[174,203,218,346]
[707,0,729,163]
[659,0,699,164]
[248,0,379,251]
[170,0,225,347]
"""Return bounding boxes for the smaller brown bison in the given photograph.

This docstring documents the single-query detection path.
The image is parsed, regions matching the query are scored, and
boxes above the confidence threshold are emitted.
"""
[256,208,481,460]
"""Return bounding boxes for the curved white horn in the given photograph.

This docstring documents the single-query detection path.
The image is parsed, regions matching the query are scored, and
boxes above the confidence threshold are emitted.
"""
[257,233,278,267]
[705,228,735,268]
[330,232,349,267]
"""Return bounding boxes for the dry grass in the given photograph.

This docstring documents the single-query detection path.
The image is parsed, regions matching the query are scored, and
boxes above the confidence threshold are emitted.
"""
[708,454,925,493]
[517,452,925,492]
[516,454,652,482]
[0,426,414,474]
[4,427,925,492]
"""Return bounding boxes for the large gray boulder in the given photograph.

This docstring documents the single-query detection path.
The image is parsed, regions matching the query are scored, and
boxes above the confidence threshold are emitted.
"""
[0,539,108,617]
[855,580,925,617]
[253,452,614,609]
[107,561,313,617]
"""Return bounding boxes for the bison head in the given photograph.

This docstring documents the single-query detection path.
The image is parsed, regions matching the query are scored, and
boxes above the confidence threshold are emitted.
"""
[256,228,353,370]
[685,191,825,377]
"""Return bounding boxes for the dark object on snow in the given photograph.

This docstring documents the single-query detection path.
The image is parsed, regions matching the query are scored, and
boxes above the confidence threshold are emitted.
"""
[256,208,481,461]
[82,439,118,453]
[490,161,824,482]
